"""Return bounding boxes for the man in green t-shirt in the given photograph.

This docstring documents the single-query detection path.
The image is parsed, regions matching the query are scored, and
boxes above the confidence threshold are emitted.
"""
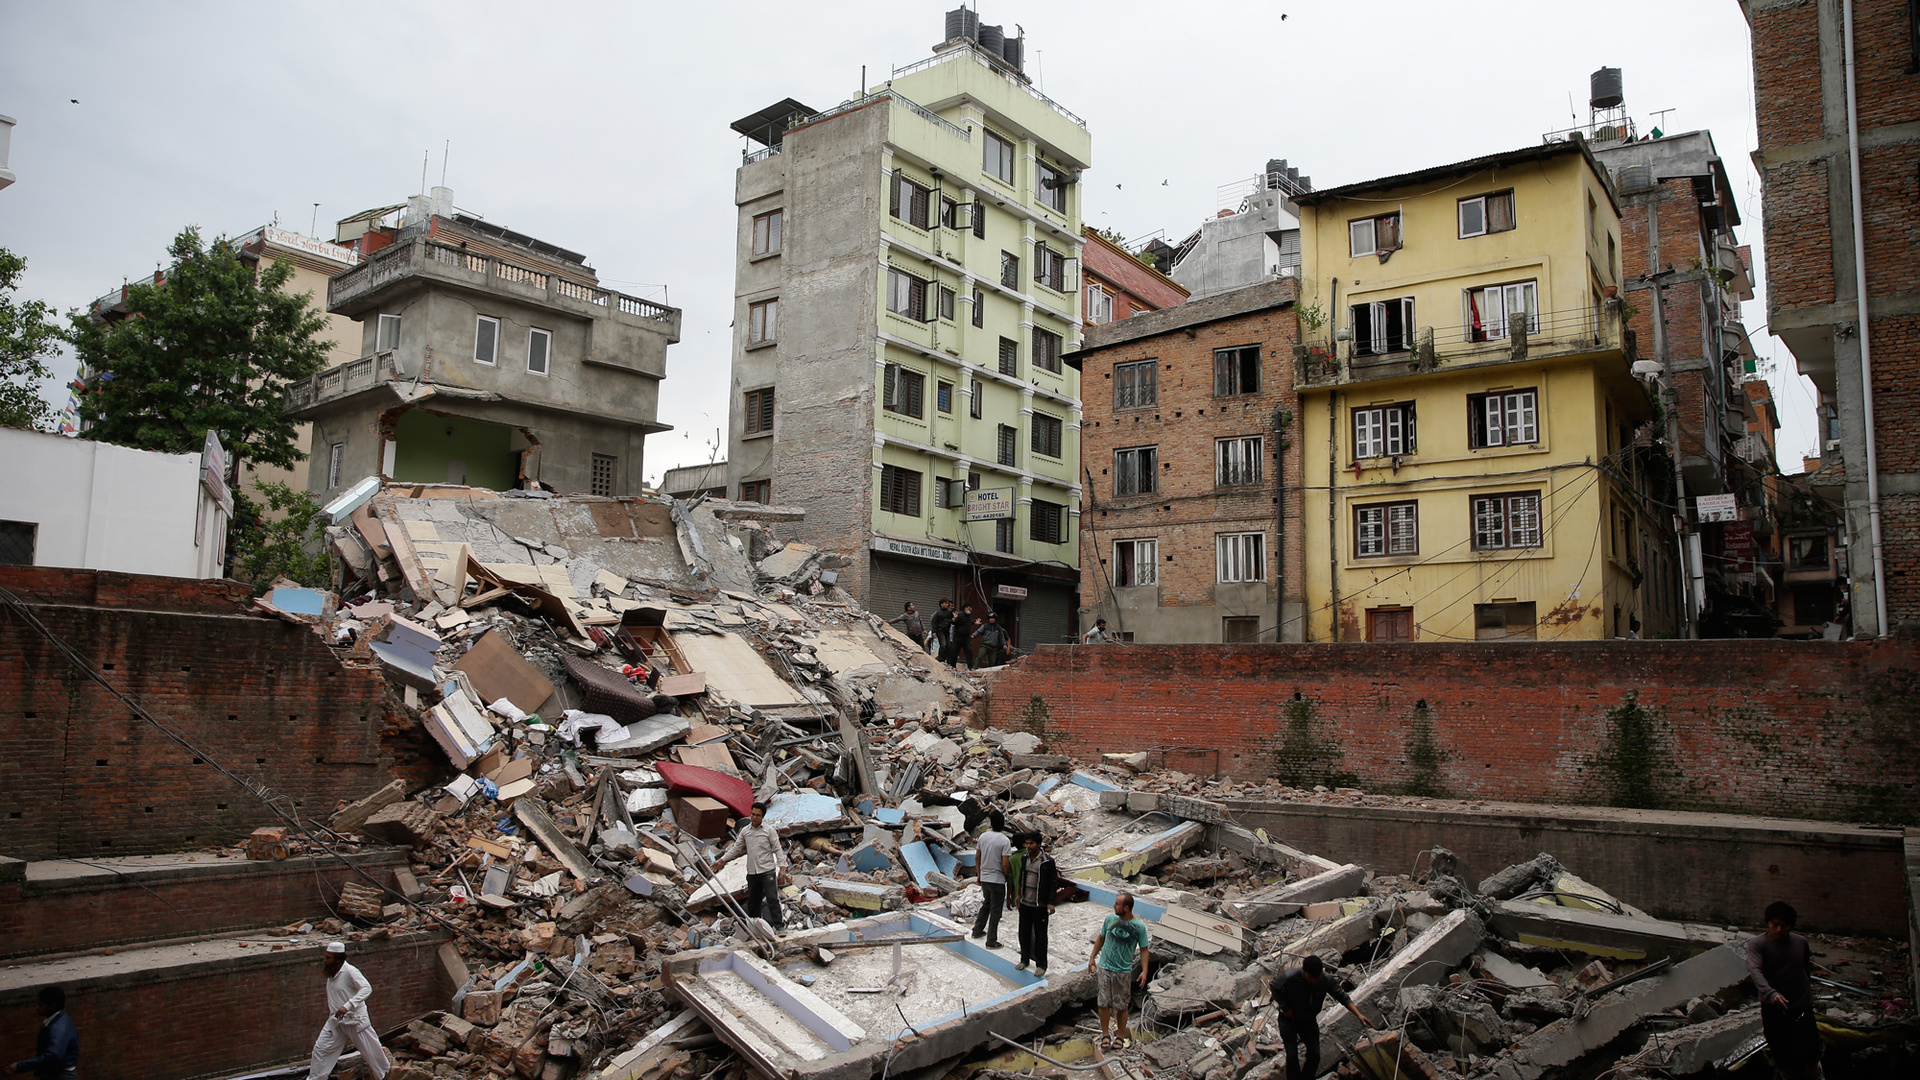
[1083,892,1150,1049]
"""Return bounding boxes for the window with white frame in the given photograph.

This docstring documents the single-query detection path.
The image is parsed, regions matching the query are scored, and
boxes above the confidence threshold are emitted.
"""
[377,314,402,352]
[1217,532,1266,582]
[752,209,783,255]
[887,267,929,321]
[748,298,778,344]
[474,316,499,365]
[1216,436,1263,487]
[1458,191,1515,238]
[1355,501,1418,558]
[1471,492,1544,551]
[1114,359,1156,408]
[983,130,1015,184]
[1349,213,1401,258]
[327,442,344,490]
[1114,446,1156,496]
[1113,539,1157,586]
[1468,389,1539,448]
[527,328,551,375]
[1087,283,1113,324]
[890,171,931,229]
[1035,244,1068,291]
[1350,298,1414,356]
[1352,402,1416,458]
[1037,160,1069,212]
[1466,281,1539,342]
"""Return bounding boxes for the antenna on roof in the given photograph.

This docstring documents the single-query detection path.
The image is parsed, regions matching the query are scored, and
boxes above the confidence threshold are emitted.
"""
[441,140,450,188]
[419,151,429,196]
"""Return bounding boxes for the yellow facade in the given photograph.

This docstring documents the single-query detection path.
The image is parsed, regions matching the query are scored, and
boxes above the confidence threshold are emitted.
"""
[1293,143,1674,641]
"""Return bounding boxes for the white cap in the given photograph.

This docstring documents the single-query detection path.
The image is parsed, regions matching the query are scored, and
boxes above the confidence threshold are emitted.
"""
[325,941,347,954]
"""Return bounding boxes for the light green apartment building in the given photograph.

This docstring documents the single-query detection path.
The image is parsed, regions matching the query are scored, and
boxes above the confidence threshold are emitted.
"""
[726,14,1090,648]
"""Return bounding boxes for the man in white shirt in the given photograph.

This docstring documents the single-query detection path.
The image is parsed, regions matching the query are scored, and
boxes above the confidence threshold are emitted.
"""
[971,810,1012,949]
[720,803,789,932]
[308,942,388,1079]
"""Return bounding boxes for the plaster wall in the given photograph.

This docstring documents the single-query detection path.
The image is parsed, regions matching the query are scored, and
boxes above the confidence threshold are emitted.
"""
[0,428,219,579]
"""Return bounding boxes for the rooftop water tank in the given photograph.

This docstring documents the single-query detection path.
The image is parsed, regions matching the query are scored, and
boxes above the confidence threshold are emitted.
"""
[944,7,979,41]
[1590,67,1624,109]
[1001,34,1023,70]
[978,24,1005,56]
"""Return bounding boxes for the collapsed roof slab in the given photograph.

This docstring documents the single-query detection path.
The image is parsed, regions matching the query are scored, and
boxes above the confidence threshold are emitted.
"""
[1316,908,1486,1072]
[1487,900,1729,961]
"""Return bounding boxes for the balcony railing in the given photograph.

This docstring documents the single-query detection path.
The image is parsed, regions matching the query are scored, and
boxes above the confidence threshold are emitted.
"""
[328,239,675,324]
[743,143,782,165]
[890,47,1087,129]
[1295,306,1624,389]
[794,88,973,144]
[285,351,401,412]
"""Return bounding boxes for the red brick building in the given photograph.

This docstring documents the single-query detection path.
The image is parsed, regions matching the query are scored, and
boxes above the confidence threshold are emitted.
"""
[1741,0,1920,634]
[1066,280,1302,642]
[1079,226,1189,331]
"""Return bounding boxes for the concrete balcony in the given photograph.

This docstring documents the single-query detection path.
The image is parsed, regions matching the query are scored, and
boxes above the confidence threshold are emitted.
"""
[284,350,401,414]
[1295,306,1627,390]
[328,237,680,337]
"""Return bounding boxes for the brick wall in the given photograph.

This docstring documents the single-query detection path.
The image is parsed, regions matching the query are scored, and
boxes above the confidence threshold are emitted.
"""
[985,638,1920,823]
[0,566,430,859]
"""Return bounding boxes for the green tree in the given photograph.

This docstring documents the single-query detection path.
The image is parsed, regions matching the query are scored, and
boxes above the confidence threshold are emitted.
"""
[0,247,61,431]
[228,480,331,590]
[68,226,328,470]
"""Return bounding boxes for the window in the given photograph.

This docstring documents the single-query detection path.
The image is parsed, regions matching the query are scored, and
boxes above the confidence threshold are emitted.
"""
[1113,539,1157,586]
[1351,298,1414,356]
[937,380,953,413]
[1216,436,1264,487]
[883,364,925,419]
[1475,601,1538,641]
[971,287,984,327]
[1033,327,1063,373]
[377,314,402,352]
[527,328,551,375]
[890,170,931,229]
[1587,192,1599,241]
[327,442,344,490]
[591,454,616,497]
[1355,501,1419,558]
[933,476,965,509]
[1035,245,1068,291]
[1114,359,1157,409]
[1037,160,1068,212]
[474,316,499,365]
[938,286,955,321]
[970,378,983,419]
[1032,413,1063,458]
[740,479,771,504]
[940,197,960,230]
[1367,608,1413,642]
[1348,213,1401,258]
[1224,616,1263,643]
[1352,403,1416,459]
[972,201,987,240]
[1114,446,1156,496]
[984,130,1015,184]
[997,424,1018,466]
[998,336,1019,376]
[1087,283,1113,325]
[1608,234,1618,283]
[1468,389,1539,448]
[1217,532,1266,582]
[1214,345,1260,395]
[879,464,922,515]
[1466,281,1539,342]
[0,520,35,566]
[744,387,775,435]
[1458,192,1516,238]
[995,517,1015,553]
[1030,499,1065,544]
[1788,533,1830,571]
[748,298,779,344]
[752,209,783,255]
[887,267,929,321]
[1000,251,1020,289]
[1471,492,1544,550]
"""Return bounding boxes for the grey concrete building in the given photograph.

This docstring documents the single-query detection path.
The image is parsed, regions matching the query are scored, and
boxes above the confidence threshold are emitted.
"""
[660,461,728,500]
[1168,159,1311,301]
[287,191,679,500]
[723,12,1090,648]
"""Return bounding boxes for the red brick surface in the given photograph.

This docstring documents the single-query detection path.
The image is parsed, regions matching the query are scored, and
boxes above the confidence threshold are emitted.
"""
[985,638,1920,822]
[0,567,432,859]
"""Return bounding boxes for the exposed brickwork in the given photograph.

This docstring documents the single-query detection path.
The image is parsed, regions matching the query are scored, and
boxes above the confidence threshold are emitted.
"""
[1750,0,1827,150]
[1758,160,1837,315]
[985,638,1920,822]
[0,566,431,859]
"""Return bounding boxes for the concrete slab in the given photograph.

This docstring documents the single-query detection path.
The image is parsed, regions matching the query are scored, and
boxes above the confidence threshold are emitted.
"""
[1487,900,1727,961]
[1062,820,1206,880]
[1476,950,1555,990]
[1316,909,1485,1073]
[1227,863,1367,927]
[765,792,847,835]
[1639,1005,1762,1074]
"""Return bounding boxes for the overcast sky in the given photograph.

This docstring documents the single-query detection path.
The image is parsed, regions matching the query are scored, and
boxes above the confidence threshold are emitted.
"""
[0,0,1816,483]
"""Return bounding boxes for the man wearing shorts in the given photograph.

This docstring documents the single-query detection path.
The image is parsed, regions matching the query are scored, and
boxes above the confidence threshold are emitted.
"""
[1084,892,1150,1049]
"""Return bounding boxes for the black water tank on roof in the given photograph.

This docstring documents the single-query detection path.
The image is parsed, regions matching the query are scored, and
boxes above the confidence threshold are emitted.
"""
[945,7,979,41]
[1001,35,1023,70]
[978,24,1005,56]
[1590,67,1624,109]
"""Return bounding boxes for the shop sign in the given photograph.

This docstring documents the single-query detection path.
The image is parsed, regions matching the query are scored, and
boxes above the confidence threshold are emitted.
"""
[996,584,1028,599]
[1696,493,1739,523]
[872,536,967,565]
[966,487,1015,520]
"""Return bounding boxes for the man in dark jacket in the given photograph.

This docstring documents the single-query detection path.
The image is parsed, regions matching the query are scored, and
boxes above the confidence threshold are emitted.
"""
[1009,832,1058,975]
[6,986,78,1079]
[930,599,956,662]
[950,604,977,668]
[974,612,1010,667]
[1748,900,1820,1080]
[1269,956,1372,1080]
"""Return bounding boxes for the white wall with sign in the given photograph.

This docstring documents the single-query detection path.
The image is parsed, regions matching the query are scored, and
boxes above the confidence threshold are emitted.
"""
[1695,493,1739,523]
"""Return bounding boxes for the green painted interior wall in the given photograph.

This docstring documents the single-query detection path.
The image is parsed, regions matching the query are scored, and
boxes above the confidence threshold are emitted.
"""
[393,410,519,490]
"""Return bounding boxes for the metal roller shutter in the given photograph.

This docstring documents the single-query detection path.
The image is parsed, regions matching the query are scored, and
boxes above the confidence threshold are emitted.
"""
[868,555,956,636]
[1020,581,1072,650]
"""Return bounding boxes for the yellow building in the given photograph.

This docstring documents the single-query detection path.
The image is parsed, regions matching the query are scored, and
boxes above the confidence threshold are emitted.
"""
[1293,141,1676,642]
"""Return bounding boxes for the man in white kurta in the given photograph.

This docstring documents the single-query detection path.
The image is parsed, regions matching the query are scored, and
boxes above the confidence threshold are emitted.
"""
[308,942,389,1079]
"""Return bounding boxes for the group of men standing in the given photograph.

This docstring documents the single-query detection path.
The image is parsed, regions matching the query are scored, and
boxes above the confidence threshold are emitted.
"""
[891,599,1010,668]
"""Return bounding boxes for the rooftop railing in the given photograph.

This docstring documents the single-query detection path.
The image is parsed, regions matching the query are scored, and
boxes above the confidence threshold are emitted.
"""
[794,88,972,143]
[329,239,675,323]
[742,143,782,165]
[890,47,1086,129]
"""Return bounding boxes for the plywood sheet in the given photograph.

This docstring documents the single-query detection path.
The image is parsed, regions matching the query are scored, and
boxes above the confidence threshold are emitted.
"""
[669,631,804,707]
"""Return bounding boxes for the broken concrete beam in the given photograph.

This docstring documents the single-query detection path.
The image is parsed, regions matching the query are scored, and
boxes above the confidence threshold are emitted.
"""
[1104,751,1150,772]
[1008,753,1073,772]
[1127,791,1161,812]
[1097,790,1129,811]
[1485,944,1751,1080]
[1149,959,1267,1017]
[1210,824,1343,877]
[1062,820,1206,880]
[1290,905,1384,962]
[1476,950,1554,990]
[1477,853,1561,900]
[1487,900,1726,961]
[1159,793,1227,824]
[330,778,407,833]
[246,826,290,861]
[810,878,906,912]
[1317,909,1486,1072]
[599,1010,706,1080]
[360,800,436,848]
[1227,863,1367,927]
[515,799,596,882]
[1638,1005,1762,1074]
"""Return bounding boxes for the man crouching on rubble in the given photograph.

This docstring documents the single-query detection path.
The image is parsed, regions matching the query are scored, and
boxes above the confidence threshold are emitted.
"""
[1085,892,1150,1049]
[1271,955,1372,1080]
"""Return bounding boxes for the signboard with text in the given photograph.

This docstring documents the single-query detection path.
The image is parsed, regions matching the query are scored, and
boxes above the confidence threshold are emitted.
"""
[1695,493,1739,523]
[1723,521,1756,575]
[872,536,968,565]
[966,487,1015,520]
[996,584,1028,599]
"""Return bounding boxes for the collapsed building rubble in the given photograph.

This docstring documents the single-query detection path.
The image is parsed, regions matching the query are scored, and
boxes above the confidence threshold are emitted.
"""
[210,480,1916,1080]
